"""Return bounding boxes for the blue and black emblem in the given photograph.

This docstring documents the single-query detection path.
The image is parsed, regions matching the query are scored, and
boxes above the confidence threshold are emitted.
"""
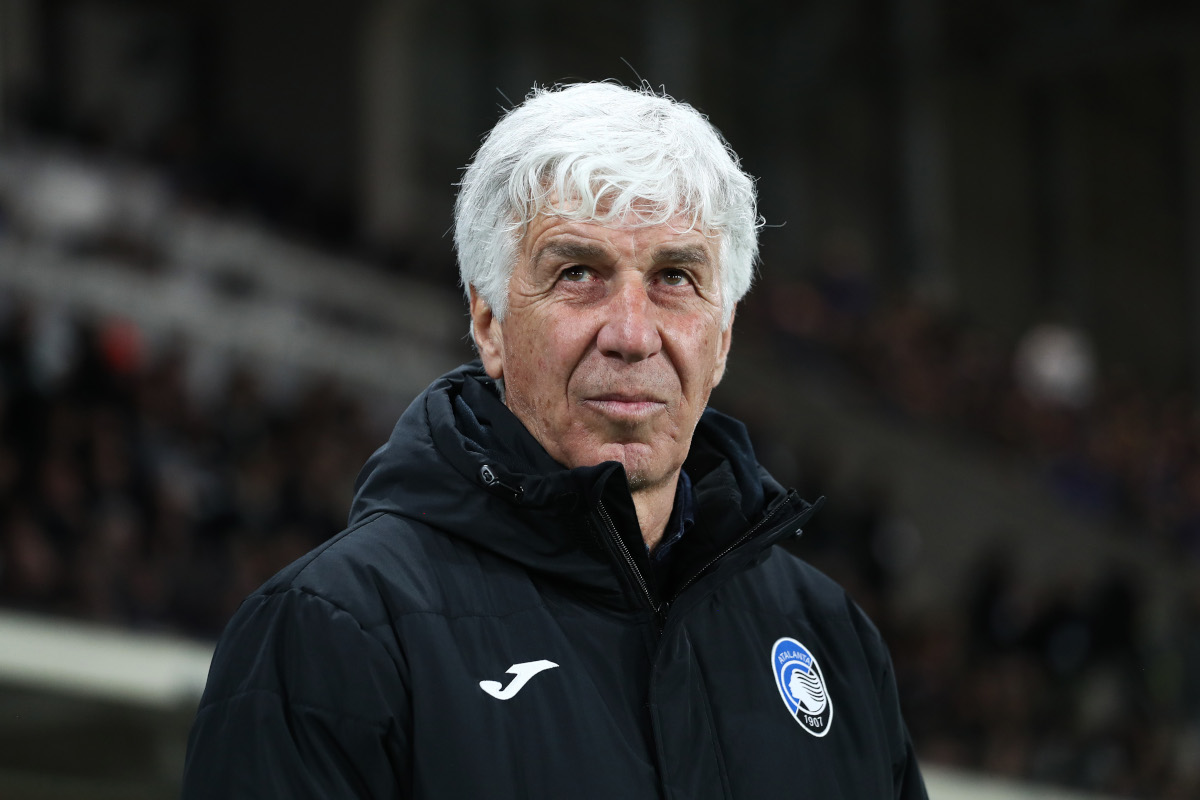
[771,637,833,737]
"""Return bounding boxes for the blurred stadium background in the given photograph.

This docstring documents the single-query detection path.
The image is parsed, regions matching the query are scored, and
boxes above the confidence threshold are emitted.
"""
[1,0,1199,797]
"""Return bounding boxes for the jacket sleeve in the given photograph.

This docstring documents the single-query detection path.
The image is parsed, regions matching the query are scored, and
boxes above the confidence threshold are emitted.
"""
[848,599,928,800]
[881,656,928,800]
[181,587,411,799]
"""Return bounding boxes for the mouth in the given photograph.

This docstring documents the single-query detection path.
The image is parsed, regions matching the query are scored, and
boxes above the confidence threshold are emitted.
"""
[582,394,667,420]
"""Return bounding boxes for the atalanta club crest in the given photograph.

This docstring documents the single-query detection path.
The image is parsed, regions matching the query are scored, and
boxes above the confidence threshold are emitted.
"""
[771,637,833,737]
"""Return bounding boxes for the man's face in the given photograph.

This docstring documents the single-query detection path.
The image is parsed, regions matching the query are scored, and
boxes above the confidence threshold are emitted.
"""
[471,212,733,493]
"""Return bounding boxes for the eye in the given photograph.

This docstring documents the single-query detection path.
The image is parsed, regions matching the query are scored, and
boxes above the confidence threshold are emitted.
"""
[560,266,592,282]
[659,269,691,287]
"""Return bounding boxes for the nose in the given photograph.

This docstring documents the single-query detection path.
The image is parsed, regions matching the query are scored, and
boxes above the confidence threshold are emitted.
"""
[596,278,662,363]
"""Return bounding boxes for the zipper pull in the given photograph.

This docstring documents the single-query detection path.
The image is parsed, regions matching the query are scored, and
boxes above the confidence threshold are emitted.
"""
[479,464,524,502]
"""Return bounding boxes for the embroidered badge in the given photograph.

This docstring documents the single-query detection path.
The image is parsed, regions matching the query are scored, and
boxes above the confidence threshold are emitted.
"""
[771,637,833,737]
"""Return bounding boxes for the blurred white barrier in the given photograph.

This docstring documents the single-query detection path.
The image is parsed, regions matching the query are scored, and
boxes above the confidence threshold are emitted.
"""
[0,145,464,346]
[165,213,465,344]
[923,766,1116,799]
[0,609,212,709]
[0,240,463,401]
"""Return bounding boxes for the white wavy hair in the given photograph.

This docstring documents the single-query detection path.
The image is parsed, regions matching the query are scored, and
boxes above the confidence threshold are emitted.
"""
[454,82,761,329]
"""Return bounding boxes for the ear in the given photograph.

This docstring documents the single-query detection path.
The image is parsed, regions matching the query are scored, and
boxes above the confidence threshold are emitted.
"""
[469,286,505,380]
[712,304,736,387]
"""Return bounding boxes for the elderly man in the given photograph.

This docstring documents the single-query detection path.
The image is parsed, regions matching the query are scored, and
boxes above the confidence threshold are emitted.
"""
[183,82,927,799]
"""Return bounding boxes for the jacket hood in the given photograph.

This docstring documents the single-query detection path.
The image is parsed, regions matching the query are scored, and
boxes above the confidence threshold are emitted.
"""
[349,362,809,601]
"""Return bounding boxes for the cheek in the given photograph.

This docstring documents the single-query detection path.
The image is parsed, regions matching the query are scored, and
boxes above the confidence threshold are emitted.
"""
[672,319,726,386]
[503,316,585,394]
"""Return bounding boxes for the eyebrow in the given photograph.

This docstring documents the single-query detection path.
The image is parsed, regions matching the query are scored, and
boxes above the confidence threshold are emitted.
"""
[533,242,610,270]
[532,241,712,271]
[651,244,711,267]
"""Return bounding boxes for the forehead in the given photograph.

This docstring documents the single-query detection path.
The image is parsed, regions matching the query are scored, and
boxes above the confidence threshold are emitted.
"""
[520,210,716,261]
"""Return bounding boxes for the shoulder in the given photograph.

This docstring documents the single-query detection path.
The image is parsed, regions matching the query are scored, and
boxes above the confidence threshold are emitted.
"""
[745,547,892,676]
[240,510,547,640]
[748,546,855,618]
[199,512,488,712]
[254,512,433,624]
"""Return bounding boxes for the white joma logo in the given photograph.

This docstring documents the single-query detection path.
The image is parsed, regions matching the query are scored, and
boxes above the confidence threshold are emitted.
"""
[479,659,559,700]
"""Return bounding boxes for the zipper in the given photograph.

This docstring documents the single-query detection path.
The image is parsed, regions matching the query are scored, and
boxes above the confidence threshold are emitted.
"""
[597,499,661,616]
[598,490,814,631]
[670,490,798,601]
[479,464,524,502]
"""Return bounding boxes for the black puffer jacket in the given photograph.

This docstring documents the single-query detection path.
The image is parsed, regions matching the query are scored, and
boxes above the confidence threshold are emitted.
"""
[182,362,927,799]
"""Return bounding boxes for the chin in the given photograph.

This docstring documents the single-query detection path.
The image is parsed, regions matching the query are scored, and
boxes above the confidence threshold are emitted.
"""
[624,469,656,492]
[614,450,674,493]
[563,439,678,492]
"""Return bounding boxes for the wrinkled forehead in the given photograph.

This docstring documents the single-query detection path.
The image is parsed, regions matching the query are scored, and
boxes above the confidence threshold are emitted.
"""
[512,213,722,277]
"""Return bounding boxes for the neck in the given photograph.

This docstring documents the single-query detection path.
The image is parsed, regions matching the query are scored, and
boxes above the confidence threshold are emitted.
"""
[631,471,680,552]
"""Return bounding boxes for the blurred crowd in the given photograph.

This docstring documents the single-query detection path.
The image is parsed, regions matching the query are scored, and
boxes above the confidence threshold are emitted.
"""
[765,249,1200,561]
[758,251,1200,798]
[0,296,382,636]
[895,554,1200,799]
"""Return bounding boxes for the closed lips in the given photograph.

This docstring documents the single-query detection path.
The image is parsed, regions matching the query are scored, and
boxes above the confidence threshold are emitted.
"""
[588,394,664,403]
